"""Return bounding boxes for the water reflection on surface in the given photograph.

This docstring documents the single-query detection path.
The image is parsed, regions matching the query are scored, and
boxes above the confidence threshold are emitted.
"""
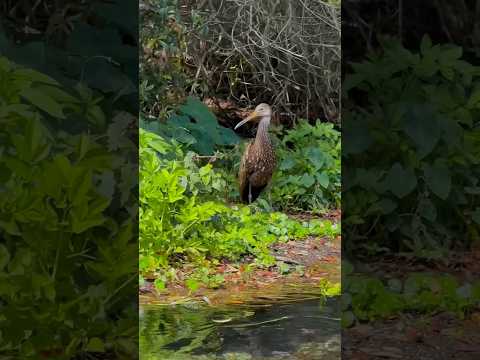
[140,296,340,360]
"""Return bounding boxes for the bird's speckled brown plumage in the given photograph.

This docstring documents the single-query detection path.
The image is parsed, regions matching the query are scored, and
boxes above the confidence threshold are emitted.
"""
[235,104,276,204]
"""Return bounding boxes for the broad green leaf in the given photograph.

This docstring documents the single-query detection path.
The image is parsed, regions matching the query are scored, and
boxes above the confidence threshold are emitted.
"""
[89,196,111,215]
[305,147,325,169]
[316,172,330,188]
[170,97,240,153]
[25,117,50,163]
[71,169,93,205]
[279,157,296,170]
[53,154,73,185]
[14,68,60,86]
[216,126,240,146]
[39,85,80,103]
[299,174,315,187]
[87,105,106,127]
[180,97,216,126]
[77,134,91,161]
[384,163,417,198]
[86,338,105,353]
[0,104,34,118]
[20,86,65,119]
[70,215,106,234]
[423,162,451,200]
[403,105,441,159]
[4,157,32,180]
[343,116,372,155]
[440,45,462,62]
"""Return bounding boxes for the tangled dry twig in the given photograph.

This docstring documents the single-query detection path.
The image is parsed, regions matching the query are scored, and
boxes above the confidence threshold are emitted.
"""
[182,0,341,124]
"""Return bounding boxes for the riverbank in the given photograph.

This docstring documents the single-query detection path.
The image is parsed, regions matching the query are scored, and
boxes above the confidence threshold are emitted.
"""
[140,211,341,306]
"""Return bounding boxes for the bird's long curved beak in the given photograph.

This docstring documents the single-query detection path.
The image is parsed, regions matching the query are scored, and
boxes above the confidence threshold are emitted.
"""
[234,110,259,130]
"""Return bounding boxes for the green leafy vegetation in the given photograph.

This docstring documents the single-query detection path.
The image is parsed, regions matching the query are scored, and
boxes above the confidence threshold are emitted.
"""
[0,57,137,357]
[140,0,190,118]
[140,96,240,155]
[271,120,341,212]
[139,0,341,296]
[341,259,480,328]
[141,112,341,212]
[343,35,480,255]
[1,2,137,99]
[139,0,341,213]
[342,273,480,327]
[318,279,342,297]
[139,2,341,357]
[139,129,340,286]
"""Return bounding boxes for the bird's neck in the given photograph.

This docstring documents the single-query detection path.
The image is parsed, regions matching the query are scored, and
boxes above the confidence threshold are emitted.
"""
[254,116,271,148]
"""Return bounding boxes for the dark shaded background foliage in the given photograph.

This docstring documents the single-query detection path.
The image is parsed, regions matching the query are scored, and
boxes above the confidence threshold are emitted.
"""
[340,0,480,336]
[0,1,138,358]
[1,0,138,101]
[342,0,480,65]
[343,0,480,257]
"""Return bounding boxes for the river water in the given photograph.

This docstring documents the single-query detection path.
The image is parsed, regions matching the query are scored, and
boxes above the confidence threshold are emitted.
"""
[140,296,340,360]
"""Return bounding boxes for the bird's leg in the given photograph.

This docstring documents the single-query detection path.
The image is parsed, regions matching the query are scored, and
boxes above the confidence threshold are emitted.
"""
[268,189,273,210]
[248,182,252,204]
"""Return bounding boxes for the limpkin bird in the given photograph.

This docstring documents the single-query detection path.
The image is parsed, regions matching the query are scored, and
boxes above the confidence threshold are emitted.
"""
[234,103,276,204]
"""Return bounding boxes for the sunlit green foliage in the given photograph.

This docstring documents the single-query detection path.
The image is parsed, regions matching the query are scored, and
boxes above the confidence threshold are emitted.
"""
[271,120,341,212]
[318,279,341,296]
[139,129,339,284]
[141,110,341,213]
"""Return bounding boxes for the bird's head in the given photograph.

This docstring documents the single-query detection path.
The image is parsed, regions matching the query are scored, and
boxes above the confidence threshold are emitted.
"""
[234,103,272,130]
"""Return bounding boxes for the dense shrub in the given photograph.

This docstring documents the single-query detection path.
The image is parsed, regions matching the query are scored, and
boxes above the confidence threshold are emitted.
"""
[270,120,341,212]
[343,35,480,255]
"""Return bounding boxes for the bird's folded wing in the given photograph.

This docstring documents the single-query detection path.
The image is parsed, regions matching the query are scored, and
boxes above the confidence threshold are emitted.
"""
[238,142,253,202]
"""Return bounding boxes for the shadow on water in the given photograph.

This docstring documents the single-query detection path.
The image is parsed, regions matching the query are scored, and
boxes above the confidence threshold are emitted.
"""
[140,296,340,360]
